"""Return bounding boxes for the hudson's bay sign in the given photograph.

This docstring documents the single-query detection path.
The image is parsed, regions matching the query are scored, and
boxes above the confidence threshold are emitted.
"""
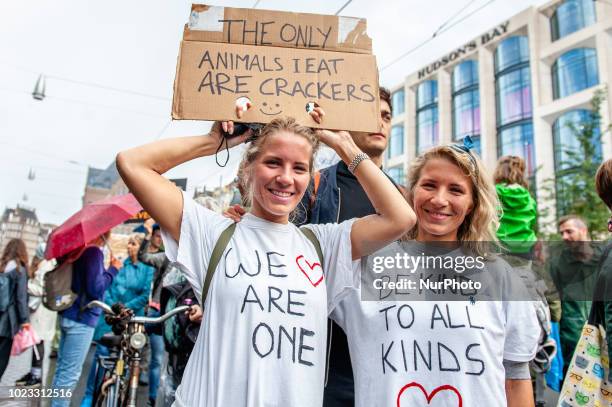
[418,21,510,79]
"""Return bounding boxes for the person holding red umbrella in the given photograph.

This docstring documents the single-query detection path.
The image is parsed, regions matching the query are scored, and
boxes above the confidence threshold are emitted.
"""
[50,231,121,407]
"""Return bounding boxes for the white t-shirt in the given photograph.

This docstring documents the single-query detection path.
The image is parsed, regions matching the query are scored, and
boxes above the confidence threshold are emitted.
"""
[161,193,356,407]
[331,242,540,407]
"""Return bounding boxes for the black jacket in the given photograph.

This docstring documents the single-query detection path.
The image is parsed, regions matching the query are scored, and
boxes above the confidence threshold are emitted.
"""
[0,264,29,338]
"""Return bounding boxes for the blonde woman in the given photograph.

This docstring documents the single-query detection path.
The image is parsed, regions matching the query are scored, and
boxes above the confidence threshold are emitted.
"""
[330,143,540,406]
[116,111,416,406]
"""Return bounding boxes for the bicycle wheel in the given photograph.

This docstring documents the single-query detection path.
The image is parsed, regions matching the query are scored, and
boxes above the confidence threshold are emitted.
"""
[94,379,119,407]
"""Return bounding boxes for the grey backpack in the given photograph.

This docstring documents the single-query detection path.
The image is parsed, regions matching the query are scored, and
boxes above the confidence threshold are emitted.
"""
[43,260,78,311]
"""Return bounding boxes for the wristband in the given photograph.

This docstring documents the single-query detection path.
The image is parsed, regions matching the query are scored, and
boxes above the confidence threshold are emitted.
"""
[348,152,370,174]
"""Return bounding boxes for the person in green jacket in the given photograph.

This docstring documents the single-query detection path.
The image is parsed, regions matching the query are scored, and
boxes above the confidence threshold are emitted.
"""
[494,155,562,402]
[493,157,561,320]
[494,155,537,256]
[595,159,612,365]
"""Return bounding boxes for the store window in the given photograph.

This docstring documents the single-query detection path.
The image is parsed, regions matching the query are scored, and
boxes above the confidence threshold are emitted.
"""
[552,48,599,99]
[387,125,404,159]
[553,109,602,172]
[392,89,405,117]
[551,0,596,41]
[495,36,535,177]
[553,109,602,216]
[388,166,405,186]
[498,123,536,175]
[494,36,529,74]
[452,61,481,155]
[416,81,439,154]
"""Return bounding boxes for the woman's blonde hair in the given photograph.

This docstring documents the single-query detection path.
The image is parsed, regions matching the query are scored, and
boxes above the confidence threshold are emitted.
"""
[404,145,500,256]
[238,117,320,209]
[494,155,528,188]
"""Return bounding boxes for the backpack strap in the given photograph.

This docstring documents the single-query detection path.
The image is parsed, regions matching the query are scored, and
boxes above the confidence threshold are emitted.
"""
[299,225,331,383]
[299,227,323,266]
[201,223,236,305]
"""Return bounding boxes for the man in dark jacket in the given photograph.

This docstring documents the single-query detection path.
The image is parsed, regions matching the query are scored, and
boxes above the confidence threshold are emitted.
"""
[295,87,398,406]
[548,215,602,374]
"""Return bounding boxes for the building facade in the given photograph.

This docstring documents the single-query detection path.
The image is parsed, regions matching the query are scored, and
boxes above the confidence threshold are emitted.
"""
[0,205,42,261]
[82,162,120,207]
[386,0,611,227]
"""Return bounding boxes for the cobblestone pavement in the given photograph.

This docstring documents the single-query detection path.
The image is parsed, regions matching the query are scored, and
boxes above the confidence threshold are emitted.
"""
[0,343,150,407]
[0,341,53,407]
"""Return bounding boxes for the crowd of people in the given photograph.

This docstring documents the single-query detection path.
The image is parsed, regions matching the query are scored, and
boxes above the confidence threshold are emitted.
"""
[0,85,610,407]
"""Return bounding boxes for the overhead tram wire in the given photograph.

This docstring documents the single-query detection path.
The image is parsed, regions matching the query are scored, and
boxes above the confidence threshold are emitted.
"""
[0,141,89,167]
[154,120,172,140]
[0,86,167,119]
[0,61,170,102]
[335,0,354,15]
[381,0,498,71]
[45,75,171,102]
[432,0,480,37]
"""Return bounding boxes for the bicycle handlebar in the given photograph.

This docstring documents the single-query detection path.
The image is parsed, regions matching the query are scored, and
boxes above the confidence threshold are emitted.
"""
[87,300,114,315]
[87,301,191,325]
[132,306,190,324]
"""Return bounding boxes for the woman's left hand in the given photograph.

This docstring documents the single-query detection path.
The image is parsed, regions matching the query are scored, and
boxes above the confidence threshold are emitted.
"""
[308,106,356,154]
[314,129,353,151]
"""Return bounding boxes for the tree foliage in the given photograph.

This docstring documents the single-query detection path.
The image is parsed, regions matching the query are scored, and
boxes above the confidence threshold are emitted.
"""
[539,87,610,238]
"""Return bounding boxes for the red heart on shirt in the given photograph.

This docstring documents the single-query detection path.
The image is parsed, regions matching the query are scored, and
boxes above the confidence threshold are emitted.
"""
[396,382,463,407]
[295,255,323,287]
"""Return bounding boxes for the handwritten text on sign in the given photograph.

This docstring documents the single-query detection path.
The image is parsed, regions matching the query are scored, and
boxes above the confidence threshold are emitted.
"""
[173,42,379,131]
[222,247,323,366]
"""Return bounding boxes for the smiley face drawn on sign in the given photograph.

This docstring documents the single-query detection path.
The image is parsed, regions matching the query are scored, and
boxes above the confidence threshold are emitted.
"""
[259,101,283,116]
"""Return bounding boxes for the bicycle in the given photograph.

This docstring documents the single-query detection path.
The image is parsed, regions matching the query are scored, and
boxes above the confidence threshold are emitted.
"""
[86,300,190,407]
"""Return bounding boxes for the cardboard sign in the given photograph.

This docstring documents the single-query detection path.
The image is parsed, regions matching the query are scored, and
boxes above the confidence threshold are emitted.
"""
[172,4,380,132]
[184,5,372,53]
[125,209,151,224]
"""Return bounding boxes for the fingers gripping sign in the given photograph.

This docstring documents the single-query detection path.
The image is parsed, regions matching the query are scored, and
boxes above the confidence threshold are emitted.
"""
[213,99,255,167]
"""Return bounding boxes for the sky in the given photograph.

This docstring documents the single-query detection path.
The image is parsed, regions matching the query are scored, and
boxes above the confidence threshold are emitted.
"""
[0,0,550,225]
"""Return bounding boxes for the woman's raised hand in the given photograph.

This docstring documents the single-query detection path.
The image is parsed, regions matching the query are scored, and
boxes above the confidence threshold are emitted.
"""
[307,106,353,150]
[209,102,256,148]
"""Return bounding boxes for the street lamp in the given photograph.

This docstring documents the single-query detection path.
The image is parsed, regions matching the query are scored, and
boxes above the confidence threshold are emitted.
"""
[32,74,46,101]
